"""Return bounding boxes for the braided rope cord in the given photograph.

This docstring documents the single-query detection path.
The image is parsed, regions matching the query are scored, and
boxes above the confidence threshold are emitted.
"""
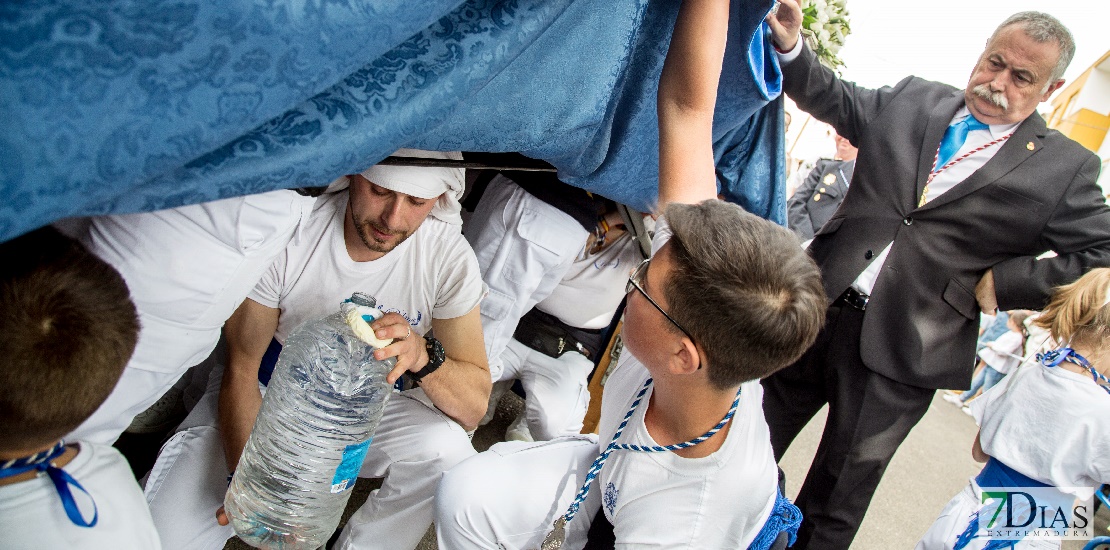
[561,377,743,523]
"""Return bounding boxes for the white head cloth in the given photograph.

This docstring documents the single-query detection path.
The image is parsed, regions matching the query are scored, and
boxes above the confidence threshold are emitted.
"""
[348,148,467,225]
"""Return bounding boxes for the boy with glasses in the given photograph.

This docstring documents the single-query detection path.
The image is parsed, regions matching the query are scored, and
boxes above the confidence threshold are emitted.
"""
[434,1,827,547]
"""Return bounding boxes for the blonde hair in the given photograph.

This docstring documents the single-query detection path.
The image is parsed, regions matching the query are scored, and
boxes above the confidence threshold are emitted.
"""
[1033,268,1110,356]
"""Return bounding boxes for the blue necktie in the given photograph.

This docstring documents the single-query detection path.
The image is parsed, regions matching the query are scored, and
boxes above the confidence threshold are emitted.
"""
[936,115,990,168]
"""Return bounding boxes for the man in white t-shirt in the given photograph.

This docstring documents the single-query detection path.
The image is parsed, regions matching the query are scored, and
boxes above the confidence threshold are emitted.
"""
[434,2,827,548]
[143,149,489,550]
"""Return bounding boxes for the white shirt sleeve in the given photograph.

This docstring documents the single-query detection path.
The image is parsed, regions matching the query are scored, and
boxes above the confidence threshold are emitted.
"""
[651,216,672,256]
[774,34,804,65]
[247,253,287,309]
[430,234,485,320]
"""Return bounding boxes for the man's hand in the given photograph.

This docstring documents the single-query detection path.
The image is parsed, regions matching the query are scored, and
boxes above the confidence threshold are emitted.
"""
[371,312,430,384]
[975,269,999,315]
[766,0,802,51]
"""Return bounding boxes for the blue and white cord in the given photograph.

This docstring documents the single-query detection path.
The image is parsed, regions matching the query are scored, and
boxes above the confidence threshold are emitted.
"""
[1038,347,1110,395]
[561,377,743,524]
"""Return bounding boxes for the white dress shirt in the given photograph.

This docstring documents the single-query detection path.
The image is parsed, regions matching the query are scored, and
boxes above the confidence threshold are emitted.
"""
[850,108,1018,294]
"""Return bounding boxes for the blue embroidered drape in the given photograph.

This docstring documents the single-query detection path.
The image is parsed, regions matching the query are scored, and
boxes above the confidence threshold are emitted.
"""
[0,0,783,242]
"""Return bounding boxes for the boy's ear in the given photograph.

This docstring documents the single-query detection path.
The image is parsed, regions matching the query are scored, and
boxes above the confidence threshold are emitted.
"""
[670,338,702,375]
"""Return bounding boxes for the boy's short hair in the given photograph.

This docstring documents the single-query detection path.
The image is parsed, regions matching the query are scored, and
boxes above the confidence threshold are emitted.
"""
[0,226,139,451]
[664,200,827,389]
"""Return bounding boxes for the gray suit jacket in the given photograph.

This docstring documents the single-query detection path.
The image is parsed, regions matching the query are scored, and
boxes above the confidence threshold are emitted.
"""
[788,158,853,241]
[784,44,1110,389]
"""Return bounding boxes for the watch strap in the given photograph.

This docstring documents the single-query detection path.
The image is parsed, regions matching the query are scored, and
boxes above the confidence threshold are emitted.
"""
[411,336,446,382]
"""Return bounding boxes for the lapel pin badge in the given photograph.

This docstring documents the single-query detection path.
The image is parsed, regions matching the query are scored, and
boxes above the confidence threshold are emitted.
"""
[1026,142,1035,151]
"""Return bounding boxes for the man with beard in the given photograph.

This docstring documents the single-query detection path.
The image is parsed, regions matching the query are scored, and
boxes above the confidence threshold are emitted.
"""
[763,5,1110,549]
[143,149,489,550]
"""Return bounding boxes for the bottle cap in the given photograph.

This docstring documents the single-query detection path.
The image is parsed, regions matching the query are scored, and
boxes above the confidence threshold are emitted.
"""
[340,301,393,349]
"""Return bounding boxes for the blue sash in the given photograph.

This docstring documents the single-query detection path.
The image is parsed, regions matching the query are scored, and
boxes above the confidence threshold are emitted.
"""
[954,458,1070,550]
[747,490,802,550]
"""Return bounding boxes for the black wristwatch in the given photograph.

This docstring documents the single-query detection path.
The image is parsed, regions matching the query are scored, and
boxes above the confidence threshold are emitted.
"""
[410,336,446,383]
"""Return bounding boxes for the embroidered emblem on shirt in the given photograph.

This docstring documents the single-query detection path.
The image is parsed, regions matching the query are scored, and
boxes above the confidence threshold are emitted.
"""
[593,257,622,270]
[378,306,422,327]
[603,482,619,516]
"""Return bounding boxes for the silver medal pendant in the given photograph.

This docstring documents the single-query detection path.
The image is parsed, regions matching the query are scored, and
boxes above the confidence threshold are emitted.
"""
[539,517,567,550]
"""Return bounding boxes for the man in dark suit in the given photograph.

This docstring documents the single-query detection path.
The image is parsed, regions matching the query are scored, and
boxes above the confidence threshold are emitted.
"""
[787,133,858,241]
[763,4,1110,548]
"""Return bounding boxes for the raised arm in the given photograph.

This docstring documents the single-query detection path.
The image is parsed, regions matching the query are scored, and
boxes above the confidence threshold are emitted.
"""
[656,0,730,211]
[371,307,491,430]
[218,298,279,473]
[768,0,912,147]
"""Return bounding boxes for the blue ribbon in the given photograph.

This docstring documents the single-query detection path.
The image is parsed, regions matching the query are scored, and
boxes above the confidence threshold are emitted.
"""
[747,490,802,550]
[1038,347,1110,395]
[0,441,98,528]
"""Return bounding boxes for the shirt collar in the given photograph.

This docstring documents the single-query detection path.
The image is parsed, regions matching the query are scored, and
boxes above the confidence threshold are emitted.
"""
[952,106,1020,139]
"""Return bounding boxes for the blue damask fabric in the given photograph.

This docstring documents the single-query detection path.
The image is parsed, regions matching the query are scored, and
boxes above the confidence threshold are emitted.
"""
[0,0,783,242]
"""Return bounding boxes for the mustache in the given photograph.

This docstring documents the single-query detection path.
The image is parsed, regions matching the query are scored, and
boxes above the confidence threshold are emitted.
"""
[972,84,1008,110]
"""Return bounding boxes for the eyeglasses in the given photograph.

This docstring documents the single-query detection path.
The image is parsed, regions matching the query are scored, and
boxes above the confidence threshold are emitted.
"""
[626,259,695,343]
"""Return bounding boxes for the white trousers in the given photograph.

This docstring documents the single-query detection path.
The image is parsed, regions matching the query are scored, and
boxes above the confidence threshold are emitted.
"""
[498,339,594,440]
[435,436,600,550]
[465,175,588,382]
[915,481,1060,550]
[69,190,316,444]
[144,360,475,550]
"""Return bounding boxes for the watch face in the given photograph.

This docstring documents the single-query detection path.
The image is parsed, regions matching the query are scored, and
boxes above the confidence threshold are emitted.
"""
[426,337,446,366]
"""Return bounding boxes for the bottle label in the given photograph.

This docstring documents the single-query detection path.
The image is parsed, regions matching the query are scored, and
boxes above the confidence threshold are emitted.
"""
[331,439,372,493]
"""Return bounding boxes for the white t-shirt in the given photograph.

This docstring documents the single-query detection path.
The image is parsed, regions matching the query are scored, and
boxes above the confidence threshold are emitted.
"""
[249,192,484,343]
[537,233,642,330]
[0,442,162,549]
[977,330,1024,374]
[970,364,1110,499]
[594,352,778,548]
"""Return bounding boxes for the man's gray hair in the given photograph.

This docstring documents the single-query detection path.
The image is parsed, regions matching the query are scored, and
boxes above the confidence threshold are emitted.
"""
[992,11,1075,84]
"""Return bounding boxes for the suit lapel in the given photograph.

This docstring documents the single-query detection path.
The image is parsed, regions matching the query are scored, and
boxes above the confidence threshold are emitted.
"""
[914,93,964,207]
[917,112,1047,211]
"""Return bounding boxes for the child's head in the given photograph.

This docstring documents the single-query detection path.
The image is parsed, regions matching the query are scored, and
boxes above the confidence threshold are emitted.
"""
[0,227,139,453]
[1034,268,1110,365]
[661,200,827,389]
[1006,310,1031,333]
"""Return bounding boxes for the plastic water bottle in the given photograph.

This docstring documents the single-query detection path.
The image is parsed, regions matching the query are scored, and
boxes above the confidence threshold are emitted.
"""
[224,292,397,549]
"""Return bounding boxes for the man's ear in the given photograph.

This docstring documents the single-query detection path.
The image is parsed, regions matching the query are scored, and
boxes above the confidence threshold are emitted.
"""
[1040,79,1065,102]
